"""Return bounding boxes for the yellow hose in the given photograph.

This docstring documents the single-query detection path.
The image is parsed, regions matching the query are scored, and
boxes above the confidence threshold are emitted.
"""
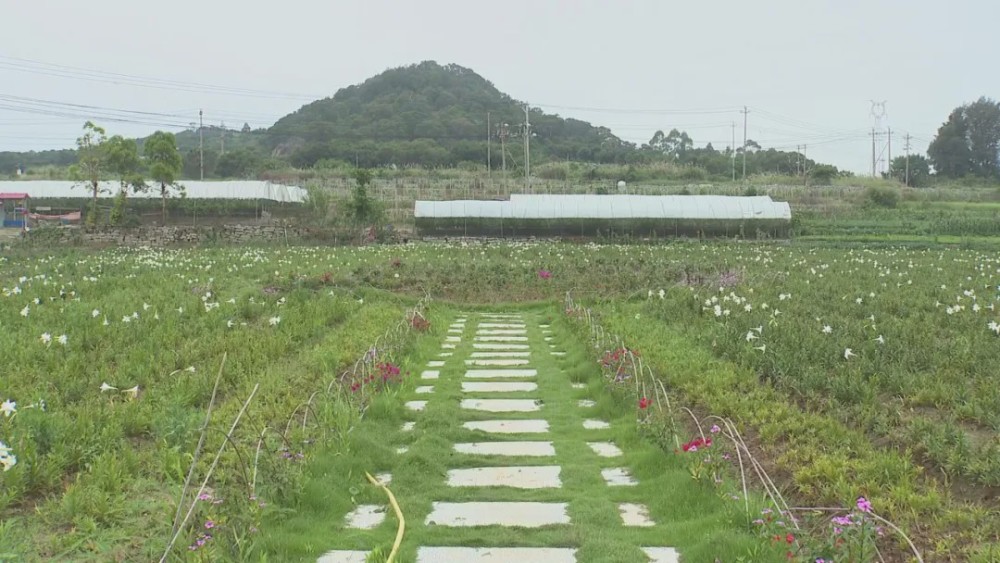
[365,471,405,562]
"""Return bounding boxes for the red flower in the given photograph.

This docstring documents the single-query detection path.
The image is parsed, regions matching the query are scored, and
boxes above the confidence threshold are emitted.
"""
[786,533,794,544]
[638,397,650,409]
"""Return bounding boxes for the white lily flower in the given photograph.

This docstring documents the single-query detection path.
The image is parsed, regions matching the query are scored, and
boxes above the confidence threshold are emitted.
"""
[100,382,118,392]
[0,399,16,418]
[844,348,856,360]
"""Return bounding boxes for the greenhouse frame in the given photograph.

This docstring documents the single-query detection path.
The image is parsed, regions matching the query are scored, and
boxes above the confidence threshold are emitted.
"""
[414,194,792,238]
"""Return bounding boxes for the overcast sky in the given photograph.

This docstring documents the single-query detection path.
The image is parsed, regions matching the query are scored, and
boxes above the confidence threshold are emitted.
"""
[1,0,996,174]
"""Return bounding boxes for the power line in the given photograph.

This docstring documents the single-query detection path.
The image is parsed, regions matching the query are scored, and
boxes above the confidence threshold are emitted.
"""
[0,55,320,100]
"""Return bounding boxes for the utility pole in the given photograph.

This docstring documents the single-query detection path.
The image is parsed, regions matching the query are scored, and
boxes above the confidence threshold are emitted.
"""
[871,128,877,178]
[523,104,531,193]
[887,127,892,172]
[220,121,226,156]
[499,123,509,193]
[198,109,204,181]
[487,111,491,181]
[731,121,736,182]
[741,106,749,181]
[796,145,802,176]
[904,133,912,186]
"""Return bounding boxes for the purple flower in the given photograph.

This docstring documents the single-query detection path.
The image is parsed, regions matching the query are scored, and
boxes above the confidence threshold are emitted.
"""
[710,424,721,434]
[832,515,853,526]
[204,520,215,529]
[856,496,873,513]
[752,519,765,525]
[198,493,212,501]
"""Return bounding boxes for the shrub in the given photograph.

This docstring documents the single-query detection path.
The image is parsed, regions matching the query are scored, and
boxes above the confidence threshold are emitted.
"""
[865,186,900,208]
[810,164,838,185]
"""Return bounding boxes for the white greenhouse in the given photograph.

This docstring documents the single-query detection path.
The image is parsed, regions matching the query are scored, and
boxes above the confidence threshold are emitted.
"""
[414,194,792,238]
[0,181,307,203]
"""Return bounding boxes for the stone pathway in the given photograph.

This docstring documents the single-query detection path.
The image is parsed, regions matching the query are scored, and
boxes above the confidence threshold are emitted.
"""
[319,313,680,563]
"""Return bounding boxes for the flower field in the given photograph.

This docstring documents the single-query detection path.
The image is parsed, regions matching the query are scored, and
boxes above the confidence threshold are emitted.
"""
[1,240,999,560]
[0,247,418,559]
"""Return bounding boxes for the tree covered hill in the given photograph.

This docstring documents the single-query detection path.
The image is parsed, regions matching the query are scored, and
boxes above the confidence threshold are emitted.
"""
[266,61,636,168]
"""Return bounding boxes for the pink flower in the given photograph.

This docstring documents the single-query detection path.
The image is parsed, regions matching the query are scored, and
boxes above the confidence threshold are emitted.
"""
[204,520,215,529]
[710,424,721,433]
[856,496,873,513]
[538,270,552,279]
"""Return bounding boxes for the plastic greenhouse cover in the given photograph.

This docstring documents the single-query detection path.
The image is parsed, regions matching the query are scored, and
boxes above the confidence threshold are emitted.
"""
[0,181,308,203]
[415,194,791,220]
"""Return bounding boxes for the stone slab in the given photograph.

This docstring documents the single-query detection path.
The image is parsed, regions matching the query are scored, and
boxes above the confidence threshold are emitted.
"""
[465,369,538,379]
[463,419,550,434]
[478,323,527,328]
[405,401,428,412]
[395,446,409,454]
[539,324,551,328]
[461,399,540,413]
[428,361,446,367]
[619,503,655,527]
[453,441,555,457]
[587,442,623,457]
[445,336,462,342]
[416,547,575,563]
[475,336,529,342]
[401,422,415,431]
[425,501,569,527]
[448,328,463,334]
[642,548,681,562]
[374,472,392,485]
[551,352,567,356]
[446,466,561,489]
[344,504,385,529]
[571,383,587,389]
[416,385,434,394]
[544,337,553,342]
[317,550,370,563]
[602,467,638,486]
[442,343,457,349]
[474,343,530,350]
[583,419,611,429]
[465,358,531,366]
[462,381,537,393]
[578,399,596,408]
[421,370,440,379]
[476,329,528,335]
[439,352,453,357]
[471,351,531,358]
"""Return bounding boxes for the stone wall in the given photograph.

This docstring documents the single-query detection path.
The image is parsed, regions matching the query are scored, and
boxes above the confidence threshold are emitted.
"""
[24,224,339,247]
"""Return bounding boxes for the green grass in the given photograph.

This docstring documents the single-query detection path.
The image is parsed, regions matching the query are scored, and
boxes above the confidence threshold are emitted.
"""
[258,308,781,562]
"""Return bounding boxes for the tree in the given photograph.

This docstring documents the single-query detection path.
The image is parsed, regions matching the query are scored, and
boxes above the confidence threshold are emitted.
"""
[963,97,1000,178]
[928,98,1000,179]
[215,149,262,178]
[889,154,930,187]
[809,164,838,186]
[105,135,145,225]
[145,131,184,223]
[70,121,109,227]
[343,167,383,229]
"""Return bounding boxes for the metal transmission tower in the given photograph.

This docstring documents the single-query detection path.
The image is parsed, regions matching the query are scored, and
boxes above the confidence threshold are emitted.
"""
[869,100,891,177]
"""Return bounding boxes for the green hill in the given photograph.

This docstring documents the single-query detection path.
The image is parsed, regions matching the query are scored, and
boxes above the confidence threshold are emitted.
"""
[266,61,636,168]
